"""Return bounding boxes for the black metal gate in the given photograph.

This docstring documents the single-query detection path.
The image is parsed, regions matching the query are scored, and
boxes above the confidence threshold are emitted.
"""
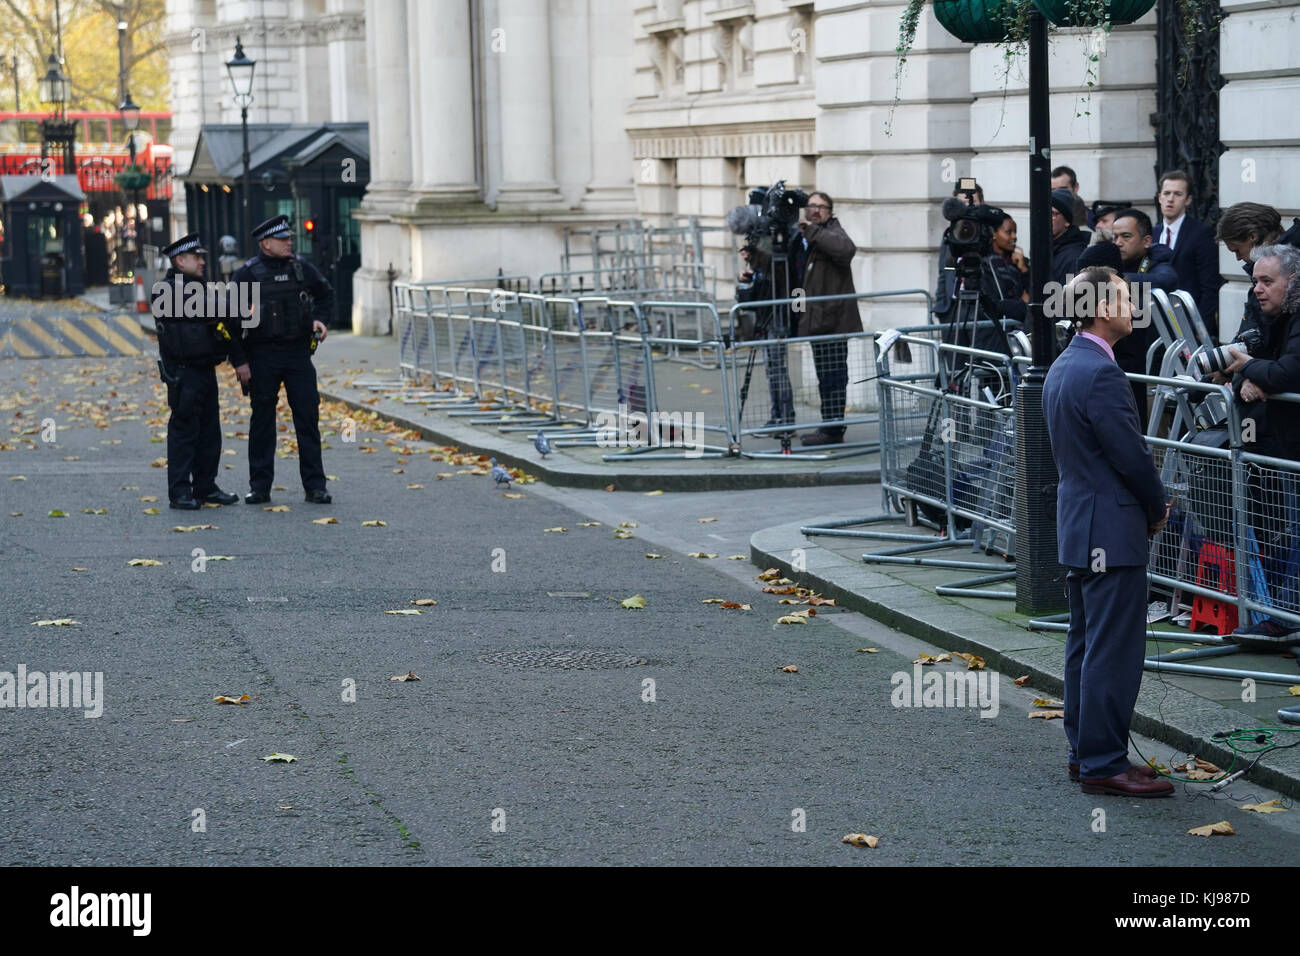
[1153,0,1225,222]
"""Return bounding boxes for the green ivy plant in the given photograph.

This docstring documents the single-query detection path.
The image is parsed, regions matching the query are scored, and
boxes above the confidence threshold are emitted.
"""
[888,0,1221,133]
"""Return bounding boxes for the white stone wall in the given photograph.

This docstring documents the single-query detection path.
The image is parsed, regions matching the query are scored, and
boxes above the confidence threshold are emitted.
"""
[1216,0,1300,341]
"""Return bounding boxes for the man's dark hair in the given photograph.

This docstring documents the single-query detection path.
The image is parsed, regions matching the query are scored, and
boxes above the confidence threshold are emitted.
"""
[1051,165,1078,188]
[951,184,984,203]
[1216,202,1283,245]
[1113,208,1153,238]
[1070,266,1122,329]
[1158,169,1192,195]
[809,191,833,212]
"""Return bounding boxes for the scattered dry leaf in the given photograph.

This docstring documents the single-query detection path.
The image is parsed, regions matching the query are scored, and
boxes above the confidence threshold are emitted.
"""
[213,694,252,705]
[757,568,781,581]
[697,517,718,523]
[620,594,647,610]
[777,615,809,625]
[361,520,387,527]
[1028,710,1065,720]
[410,599,438,606]
[857,648,879,653]
[1032,697,1065,709]
[913,653,952,665]
[604,484,616,492]
[406,483,424,489]
[1187,821,1234,837]
[578,521,602,527]
[389,671,421,682]
[842,833,879,848]
[1240,800,1287,814]
[644,553,664,559]
[172,524,218,532]
[688,552,718,559]
[32,618,80,627]
[780,665,799,672]
[264,505,290,513]
[261,753,297,763]
[727,555,747,560]
[142,507,161,514]
[954,652,986,670]
[1014,675,1030,686]
[644,490,664,496]
[502,492,524,499]
[312,517,338,525]
[544,527,567,533]
[127,558,163,566]
[384,609,422,615]
[618,522,638,528]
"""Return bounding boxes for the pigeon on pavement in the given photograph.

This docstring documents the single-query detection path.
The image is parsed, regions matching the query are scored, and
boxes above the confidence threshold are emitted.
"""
[490,457,512,488]
[534,429,552,458]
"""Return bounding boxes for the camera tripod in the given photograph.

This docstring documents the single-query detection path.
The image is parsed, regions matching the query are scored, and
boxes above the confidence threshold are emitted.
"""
[737,225,796,454]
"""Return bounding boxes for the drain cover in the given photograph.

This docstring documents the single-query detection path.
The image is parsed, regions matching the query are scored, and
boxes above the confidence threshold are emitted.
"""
[477,649,649,670]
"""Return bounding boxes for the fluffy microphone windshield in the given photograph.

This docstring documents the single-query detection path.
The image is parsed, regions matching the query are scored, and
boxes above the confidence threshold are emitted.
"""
[726,204,763,236]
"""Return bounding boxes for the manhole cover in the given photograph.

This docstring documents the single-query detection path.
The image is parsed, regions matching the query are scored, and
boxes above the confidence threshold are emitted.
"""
[477,649,649,670]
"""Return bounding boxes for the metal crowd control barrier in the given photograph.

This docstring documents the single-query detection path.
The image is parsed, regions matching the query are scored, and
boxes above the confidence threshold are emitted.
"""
[725,290,935,461]
[800,323,1020,596]
[600,300,734,459]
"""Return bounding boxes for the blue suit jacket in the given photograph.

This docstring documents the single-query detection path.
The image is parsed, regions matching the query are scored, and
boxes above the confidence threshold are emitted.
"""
[1164,216,1222,337]
[1043,335,1167,568]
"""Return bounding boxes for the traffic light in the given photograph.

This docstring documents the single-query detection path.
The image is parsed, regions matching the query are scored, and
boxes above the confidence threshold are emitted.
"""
[303,218,315,233]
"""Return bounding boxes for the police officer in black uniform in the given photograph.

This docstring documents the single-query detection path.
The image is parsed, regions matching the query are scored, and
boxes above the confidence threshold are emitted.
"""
[153,234,248,509]
[232,214,334,504]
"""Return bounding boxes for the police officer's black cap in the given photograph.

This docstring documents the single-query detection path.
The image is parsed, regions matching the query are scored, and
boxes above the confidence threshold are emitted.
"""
[251,214,293,241]
[162,233,208,258]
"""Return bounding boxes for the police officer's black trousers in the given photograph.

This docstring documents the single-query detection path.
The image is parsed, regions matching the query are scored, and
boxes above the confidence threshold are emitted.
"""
[247,348,326,494]
[166,364,222,501]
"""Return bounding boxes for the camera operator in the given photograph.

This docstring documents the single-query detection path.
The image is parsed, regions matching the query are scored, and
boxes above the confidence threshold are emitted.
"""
[796,191,861,446]
[735,240,796,432]
[1216,203,1300,348]
[1050,188,1091,286]
[934,190,1027,356]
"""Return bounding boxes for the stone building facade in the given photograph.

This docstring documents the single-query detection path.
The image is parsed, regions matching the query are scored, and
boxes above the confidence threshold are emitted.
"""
[165,0,1299,340]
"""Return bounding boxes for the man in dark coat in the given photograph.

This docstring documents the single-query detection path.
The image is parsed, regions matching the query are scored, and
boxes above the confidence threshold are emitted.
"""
[1107,208,1180,429]
[1216,202,1300,345]
[1043,266,1173,797]
[152,234,247,510]
[1050,188,1090,287]
[797,192,861,446]
[231,215,335,505]
[1156,170,1222,340]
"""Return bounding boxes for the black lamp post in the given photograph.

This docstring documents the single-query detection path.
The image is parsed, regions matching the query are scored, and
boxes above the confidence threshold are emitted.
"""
[120,91,142,270]
[226,37,256,249]
[37,51,76,176]
[1013,8,1066,615]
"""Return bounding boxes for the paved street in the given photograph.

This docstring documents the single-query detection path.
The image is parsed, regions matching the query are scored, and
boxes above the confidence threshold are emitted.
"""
[3,350,1300,866]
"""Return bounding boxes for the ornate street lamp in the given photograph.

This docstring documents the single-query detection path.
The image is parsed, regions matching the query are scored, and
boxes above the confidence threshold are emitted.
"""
[119,91,146,269]
[226,37,256,246]
[38,52,76,176]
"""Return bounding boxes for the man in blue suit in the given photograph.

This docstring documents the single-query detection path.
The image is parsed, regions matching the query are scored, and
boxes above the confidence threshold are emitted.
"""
[1043,266,1175,797]
[1157,170,1223,340]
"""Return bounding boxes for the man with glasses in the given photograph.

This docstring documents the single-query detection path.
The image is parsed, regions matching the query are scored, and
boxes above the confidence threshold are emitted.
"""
[796,192,861,447]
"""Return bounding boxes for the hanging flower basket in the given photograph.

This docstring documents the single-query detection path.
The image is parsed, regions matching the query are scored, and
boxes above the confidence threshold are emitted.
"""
[115,166,151,192]
[1032,0,1156,27]
[933,0,1022,43]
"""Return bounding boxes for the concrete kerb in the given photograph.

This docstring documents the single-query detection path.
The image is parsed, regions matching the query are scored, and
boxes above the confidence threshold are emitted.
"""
[750,517,1300,801]
[316,385,880,493]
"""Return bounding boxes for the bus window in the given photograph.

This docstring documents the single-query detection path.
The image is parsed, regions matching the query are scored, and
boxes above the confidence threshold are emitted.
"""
[19,121,41,143]
[154,117,172,144]
[87,119,108,142]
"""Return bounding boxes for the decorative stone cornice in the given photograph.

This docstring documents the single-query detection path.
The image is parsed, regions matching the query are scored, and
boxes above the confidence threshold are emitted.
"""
[629,121,815,160]
[164,13,364,50]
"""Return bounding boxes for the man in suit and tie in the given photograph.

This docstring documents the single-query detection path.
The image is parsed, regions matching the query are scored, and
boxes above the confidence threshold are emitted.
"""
[1157,170,1223,340]
[1043,266,1175,797]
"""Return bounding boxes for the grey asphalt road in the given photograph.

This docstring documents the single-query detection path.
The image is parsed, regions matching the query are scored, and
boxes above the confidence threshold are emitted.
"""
[3,353,1300,866]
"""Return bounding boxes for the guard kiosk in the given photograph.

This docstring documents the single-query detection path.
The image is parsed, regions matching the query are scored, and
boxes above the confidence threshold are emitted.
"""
[0,174,87,298]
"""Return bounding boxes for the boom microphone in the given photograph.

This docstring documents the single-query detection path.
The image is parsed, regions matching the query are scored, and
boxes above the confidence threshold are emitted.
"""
[941,196,972,222]
[726,204,763,236]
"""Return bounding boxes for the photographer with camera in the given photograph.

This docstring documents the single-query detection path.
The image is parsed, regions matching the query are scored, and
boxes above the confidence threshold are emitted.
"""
[933,181,1028,357]
[797,191,861,447]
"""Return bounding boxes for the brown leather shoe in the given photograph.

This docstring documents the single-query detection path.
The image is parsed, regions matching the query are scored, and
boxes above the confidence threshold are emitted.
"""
[1069,762,1159,782]
[800,430,845,447]
[1080,766,1174,797]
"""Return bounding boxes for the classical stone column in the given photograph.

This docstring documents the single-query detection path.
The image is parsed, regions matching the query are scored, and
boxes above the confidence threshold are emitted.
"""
[494,0,563,205]
[408,0,479,203]
[583,0,636,212]
[363,0,411,198]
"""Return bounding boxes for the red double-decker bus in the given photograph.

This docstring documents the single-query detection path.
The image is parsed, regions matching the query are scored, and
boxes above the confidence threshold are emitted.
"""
[0,110,174,200]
